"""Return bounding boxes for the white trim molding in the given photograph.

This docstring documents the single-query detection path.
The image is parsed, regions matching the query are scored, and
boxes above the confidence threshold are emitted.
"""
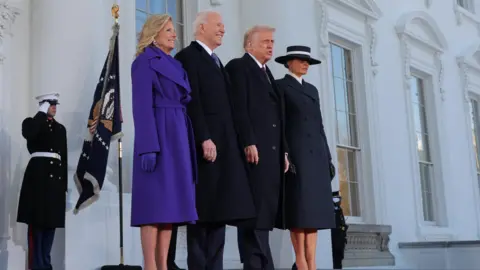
[315,0,387,225]
[316,0,382,76]
[396,11,453,240]
[457,42,480,102]
[396,11,448,100]
[457,42,480,237]
[0,2,20,64]
[453,0,480,36]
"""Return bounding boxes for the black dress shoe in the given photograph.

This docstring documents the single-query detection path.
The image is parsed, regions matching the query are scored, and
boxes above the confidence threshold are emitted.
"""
[292,262,297,270]
[168,262,185,270]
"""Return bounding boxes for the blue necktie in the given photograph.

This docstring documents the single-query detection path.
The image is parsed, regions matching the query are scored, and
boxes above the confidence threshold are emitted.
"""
[211,53,221,68]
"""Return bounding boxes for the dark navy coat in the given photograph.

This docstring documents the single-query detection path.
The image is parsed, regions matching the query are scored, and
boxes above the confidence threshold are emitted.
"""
[277,74,335,229]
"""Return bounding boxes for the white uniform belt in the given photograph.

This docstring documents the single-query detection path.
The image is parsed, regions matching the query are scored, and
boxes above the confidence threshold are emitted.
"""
[31,152,61,161]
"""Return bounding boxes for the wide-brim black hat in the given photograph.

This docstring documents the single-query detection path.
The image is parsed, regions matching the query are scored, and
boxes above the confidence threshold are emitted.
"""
[275,45,321,66]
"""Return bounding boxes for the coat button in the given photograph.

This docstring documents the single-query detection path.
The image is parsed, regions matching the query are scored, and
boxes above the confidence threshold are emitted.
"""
[59,176,61,179]
[272,124,276,127]
[272,146,276,150]
[310,150,313,154]
[50,161,53,164]
[50,174,53,178]
[50,148,53,151]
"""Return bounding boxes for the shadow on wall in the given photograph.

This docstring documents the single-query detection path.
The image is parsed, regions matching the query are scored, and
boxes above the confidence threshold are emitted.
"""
[0,112,29,269]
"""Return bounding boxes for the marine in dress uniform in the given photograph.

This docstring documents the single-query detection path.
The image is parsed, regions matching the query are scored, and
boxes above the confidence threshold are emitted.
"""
[275,45,336,270]
[17,93,68,270]
[175,11,256,270]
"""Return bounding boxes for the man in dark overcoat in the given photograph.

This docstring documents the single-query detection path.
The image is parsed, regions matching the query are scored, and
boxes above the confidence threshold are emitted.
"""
[225,25,290,270]
[174,11,256,270]
[17,92,68,270]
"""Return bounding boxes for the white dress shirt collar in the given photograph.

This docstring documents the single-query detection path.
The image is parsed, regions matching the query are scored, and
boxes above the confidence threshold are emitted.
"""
[288,71,303,84]
[248,53,265,69]
[196,40,213,56]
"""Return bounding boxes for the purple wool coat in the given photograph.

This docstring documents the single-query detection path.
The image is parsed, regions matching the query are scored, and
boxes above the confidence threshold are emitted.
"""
[130,45,198,227]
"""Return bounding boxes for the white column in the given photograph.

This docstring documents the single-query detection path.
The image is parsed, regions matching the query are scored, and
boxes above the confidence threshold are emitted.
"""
[29,0,143,269]
[239,0,333,268]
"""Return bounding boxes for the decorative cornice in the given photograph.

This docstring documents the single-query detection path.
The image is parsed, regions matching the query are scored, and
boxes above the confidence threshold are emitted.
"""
[0,2,20,64]
[424,0,432,8]
[316,0,329,48]
[457,42,480,103]
[399,35,412,91]
[453,0,480,36]
[327,0,382,20]
[366,20,378,76]
[435,52,445,100]
[395,11,448,52]
[397,11,447,99]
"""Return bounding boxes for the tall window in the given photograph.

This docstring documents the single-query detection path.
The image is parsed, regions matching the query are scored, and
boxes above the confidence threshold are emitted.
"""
[410,77,435,222]
[135,0,184,53]
[457,0,475,12]
[469,97,480,189]
[330,43,361,217]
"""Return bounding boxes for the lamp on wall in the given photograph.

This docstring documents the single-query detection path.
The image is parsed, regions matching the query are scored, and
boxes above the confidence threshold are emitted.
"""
[0,1,20,64]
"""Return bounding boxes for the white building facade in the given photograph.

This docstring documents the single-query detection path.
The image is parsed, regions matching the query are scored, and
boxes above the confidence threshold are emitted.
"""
[2,0,480,269]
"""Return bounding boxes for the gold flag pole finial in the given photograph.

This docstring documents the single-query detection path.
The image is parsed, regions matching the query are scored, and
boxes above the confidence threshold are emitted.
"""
[111,4,119,24]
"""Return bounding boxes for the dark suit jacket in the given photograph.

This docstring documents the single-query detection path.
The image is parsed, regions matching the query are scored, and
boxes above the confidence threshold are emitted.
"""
[175,42,256,224]
[225,53,288,230]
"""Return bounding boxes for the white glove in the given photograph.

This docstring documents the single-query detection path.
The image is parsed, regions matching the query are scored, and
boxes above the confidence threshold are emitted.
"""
[38,101,50,114]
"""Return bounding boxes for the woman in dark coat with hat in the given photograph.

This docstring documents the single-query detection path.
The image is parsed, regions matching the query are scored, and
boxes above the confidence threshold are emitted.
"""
[275,45,336,270]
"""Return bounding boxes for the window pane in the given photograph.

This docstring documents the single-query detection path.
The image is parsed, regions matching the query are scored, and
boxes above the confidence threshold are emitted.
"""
[410,77,419,103]
[136,0,147,11]
[419,163,435,221]
[344,49,353,81]
[333,78,347,112]
[470,100,480,172]
[337,148,351,216]
[348,112,358,147]
[167,0,182,22]
[150,0,166,13]
[336,111,349,145]
[347,150,361,216]
[136,10,148,36]
[174,0,184,24]
[337,147,361,217]
[346,81,356,114]
[330,44,344,78]
[413,105,422,133]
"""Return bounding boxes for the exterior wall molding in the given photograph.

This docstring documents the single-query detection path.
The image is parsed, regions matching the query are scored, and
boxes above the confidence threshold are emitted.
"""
[396,11,453,240]
[0,2,20,64]
[320,0,382,76]
[343,224,395,267]
[457,42,480,238]
[453,0,480,36]
[396,11,448,100]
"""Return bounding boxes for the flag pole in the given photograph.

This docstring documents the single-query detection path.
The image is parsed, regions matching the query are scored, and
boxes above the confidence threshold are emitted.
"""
[111,3,125,265]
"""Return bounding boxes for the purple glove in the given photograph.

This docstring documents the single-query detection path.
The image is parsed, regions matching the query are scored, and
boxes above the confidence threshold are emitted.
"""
[141,153,157,172]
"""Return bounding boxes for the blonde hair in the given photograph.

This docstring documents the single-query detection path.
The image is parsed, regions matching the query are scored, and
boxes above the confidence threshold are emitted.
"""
[243,25,276,50]
[136,14,172,57]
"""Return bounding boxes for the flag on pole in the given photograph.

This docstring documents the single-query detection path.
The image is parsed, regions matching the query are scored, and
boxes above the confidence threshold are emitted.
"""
[73,24,123,214]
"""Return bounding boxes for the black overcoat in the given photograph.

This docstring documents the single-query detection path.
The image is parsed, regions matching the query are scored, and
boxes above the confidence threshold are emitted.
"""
[17,112,68,228]
[225,53,288,230]
[276,74,335,229]
[175,42,256,224]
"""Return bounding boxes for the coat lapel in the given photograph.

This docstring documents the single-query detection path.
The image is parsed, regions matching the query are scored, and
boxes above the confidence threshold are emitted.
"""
[284,74,317,101]
[191,41,223,76]
[242,53,277,99]
[145,46,191,92]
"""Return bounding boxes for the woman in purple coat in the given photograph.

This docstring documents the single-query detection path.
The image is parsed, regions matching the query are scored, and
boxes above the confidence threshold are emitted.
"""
[131,14,198,270]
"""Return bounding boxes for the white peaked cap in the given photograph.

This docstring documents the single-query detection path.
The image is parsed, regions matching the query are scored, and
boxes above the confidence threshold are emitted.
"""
[35,92,60,101]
